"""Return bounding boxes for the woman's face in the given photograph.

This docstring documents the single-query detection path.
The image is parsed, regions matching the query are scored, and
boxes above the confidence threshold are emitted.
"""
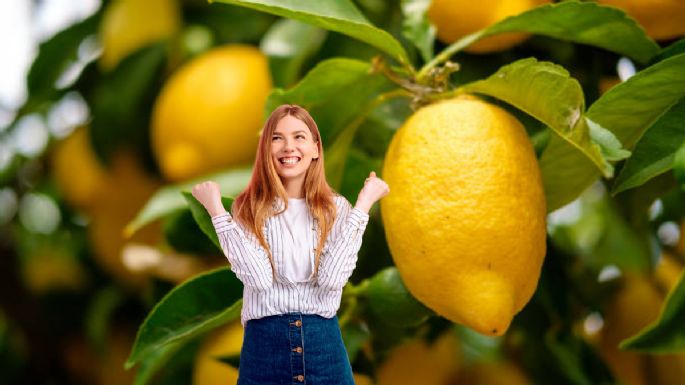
[271,115,319,183]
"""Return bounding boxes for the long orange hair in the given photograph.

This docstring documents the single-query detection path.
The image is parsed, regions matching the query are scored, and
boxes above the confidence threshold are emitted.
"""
[231,104,337,280]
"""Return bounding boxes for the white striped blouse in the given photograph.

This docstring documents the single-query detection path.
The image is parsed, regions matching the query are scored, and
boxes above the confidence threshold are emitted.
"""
[210,194,370,326]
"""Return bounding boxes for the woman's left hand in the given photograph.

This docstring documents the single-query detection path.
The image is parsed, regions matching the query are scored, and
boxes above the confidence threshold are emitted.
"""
[355,171,390,213]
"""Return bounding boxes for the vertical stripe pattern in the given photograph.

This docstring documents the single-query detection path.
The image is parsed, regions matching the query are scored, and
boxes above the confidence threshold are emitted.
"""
[211,194,370,326]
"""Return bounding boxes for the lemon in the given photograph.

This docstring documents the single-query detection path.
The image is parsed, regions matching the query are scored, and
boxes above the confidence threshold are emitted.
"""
[457,361,531,385]
[381,96,546,336]
[354,373,374,385]
[597,0,685,40]
[376,330,460,385]
[50,126,108,209]
[151,45,272,181]
[87,150,163,288]
[427,0,550,53]
[99,0,181,70]
[193,321,244,385]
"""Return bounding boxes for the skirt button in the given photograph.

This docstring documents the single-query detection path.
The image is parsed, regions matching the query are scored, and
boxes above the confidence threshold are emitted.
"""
[295,375,304,382]
[292,346,303,353]
[294,319,302,327]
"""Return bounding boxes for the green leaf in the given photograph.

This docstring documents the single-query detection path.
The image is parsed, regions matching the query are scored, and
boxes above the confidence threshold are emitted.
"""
[421,0,659,77]
[125,267,243,369]
[183,192,235,251]
[541,52,685,211]
[260,19,327,88]
[124,167,251,237]
[654,38,685,63]
[364,267,433,328]
[210,0,409,65]
[463,57,615,177]
[27,11,101,101]
[133,339,187,385]
[620,270,685,352]
[90,43,167,164]
[612,99,685,195]
[674,141,685,188]
[400,0,435,63]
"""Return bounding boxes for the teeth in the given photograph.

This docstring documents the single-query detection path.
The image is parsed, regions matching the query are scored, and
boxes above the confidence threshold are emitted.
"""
[280,157,300,164]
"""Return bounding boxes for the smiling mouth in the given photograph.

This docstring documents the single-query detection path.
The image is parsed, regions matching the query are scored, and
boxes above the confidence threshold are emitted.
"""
[279,156,301,165]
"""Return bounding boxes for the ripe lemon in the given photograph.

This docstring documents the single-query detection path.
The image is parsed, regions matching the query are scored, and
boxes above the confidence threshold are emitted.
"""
[99,0,181,70]
[597,0,685,40]
[50,126,108,209]
[381,96,547,336]
[427,0,550,53]
[193,321,244,385]
[151,45,272,181]
[376,330,460,385]
[87,150,163,288]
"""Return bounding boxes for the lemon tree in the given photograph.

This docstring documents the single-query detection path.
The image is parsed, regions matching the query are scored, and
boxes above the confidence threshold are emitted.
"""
[5,0,685,385]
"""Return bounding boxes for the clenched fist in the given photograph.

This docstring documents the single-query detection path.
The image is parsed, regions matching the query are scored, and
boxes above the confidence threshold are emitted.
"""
[355,171,390,213]
[191,181,226,217]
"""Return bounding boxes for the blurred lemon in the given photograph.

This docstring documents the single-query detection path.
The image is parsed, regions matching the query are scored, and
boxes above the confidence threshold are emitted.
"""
[87,150,163,288]
[21,245,88,294]
[99,0,181,70]
[50,126,108,209]
[455,361,531,385]
[427,0,550,53]
[354,373,374,385]
[597,0,685,40]
[376,330,460,385]
[193,321,244,385]
[381,96,546,336]
[151,45,272,181]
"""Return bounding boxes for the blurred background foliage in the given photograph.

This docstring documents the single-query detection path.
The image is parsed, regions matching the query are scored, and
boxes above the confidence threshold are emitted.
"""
[0,0,685,384]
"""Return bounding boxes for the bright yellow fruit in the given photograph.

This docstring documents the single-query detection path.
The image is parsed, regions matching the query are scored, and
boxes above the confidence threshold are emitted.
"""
[151,45,272,181]
[457,361,531,385]
[598,0,685,40]
[87,150,163,288]
[427,0,550,53]
[376,330,460,385]
[193,321,244,385]
[381,96,547,336]
[99,0,181,70]
[50,126,108,209]
[354,373,374,385]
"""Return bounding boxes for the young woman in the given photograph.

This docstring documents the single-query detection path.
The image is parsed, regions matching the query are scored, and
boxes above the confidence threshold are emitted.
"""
[191,104,389,385]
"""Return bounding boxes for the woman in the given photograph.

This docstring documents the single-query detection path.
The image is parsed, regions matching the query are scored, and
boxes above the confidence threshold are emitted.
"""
[191,104,389,385]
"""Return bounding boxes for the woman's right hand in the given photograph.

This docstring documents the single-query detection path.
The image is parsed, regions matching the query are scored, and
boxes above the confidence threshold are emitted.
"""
[191,181,225,216]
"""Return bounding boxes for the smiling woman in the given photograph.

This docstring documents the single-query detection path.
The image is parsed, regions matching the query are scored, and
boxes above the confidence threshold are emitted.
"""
[191,103,389,385]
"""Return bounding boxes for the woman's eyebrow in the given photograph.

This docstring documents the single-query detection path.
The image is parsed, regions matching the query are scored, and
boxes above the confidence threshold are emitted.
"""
[273,130,308,135]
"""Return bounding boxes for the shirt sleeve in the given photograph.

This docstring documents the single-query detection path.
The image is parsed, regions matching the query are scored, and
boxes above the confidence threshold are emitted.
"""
[211,212,274,291]
[315,196,370,290]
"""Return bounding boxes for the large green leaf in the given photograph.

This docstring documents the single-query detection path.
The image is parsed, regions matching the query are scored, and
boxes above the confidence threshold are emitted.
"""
[463,58,619,178]
[612,99,685,194]
[541,53,685,211]
[620,270,685,352]
[125,167,251,237]
[400,0,435,63]
[125,267,242,369]
[260,18,327,88]
[420,0,659,78]
[210,0,409,64]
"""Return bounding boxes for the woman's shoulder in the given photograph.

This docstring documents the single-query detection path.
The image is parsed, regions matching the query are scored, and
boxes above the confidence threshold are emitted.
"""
[331,193,352,211]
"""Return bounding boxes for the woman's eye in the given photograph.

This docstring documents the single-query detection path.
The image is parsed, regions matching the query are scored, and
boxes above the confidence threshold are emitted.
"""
[272,137,281,141]
[296,135,305,139]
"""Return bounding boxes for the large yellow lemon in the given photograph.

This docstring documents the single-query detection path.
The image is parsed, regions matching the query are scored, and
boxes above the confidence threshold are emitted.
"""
[99,0,181,70]
[381,96,547,336]
[193,321,244,385]
[50,126,108,209]
[427,0,550,53]
[598,0,685,40]
[151,45,272,181]
[376,330,460,385]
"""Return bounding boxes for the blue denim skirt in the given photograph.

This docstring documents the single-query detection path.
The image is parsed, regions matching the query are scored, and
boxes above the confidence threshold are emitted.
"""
[237,312,354,385]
